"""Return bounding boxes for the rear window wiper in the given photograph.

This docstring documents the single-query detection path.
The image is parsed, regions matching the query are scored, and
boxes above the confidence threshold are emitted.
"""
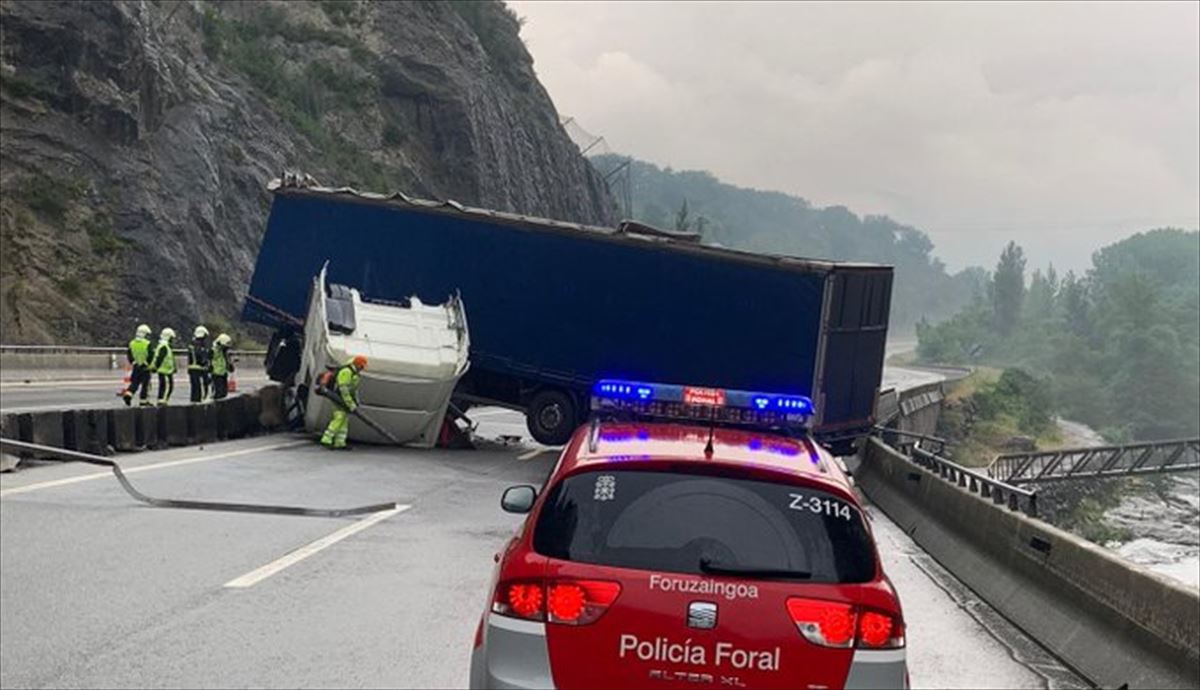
[699,558,812,580]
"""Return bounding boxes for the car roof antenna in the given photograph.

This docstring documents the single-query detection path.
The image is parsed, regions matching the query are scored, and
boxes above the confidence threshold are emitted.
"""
[703,408,715,459]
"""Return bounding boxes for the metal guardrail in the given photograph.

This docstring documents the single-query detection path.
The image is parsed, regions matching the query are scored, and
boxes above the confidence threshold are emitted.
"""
[873,427,1038,516]
[989,437,1200,485]
[872,426,948,455]
[899,386,944,416]
[910,446,1039,516]
[0,343,267,355]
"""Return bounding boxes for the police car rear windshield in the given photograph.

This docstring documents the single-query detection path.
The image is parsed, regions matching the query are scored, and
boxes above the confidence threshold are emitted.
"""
[533,470,876,583]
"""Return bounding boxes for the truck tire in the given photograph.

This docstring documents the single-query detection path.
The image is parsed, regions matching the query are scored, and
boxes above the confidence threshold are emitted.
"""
[526,389,577,446]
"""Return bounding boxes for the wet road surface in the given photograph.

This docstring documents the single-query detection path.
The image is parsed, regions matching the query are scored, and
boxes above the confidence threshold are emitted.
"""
[1,409,1083,688]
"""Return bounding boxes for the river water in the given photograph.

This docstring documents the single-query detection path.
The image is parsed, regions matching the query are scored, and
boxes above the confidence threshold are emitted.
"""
[1056,419,1200,588]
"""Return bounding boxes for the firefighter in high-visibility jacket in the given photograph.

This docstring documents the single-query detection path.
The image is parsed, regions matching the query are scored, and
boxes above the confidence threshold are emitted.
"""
[122,324,154,407]
[211,333,235,400]
[187,325,212,403]
[320,355,368,449]
[151,328,178,405]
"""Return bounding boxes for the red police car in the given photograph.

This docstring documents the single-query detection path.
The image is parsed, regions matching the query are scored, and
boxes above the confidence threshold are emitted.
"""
[469,381,907,690]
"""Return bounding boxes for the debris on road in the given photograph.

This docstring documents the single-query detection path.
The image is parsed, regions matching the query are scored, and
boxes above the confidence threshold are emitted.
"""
[0,438,397,518]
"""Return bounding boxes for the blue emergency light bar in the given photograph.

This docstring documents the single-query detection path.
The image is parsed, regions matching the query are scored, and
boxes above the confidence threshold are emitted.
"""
[592,379,814,428]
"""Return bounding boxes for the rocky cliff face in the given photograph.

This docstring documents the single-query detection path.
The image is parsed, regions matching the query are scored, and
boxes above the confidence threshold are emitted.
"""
[0,0,613,344]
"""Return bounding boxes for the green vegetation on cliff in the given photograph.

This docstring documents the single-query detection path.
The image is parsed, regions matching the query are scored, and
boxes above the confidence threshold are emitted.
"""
[936,368,1060,467]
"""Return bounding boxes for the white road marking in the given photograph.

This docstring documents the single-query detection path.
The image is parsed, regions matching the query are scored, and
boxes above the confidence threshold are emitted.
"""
[0,440,308,497]
[223,505,410,588]
[517,447,552,461]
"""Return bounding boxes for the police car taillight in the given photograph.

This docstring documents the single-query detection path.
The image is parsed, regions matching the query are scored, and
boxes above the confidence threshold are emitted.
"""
[492,579,621,625]
[857,610,904,648]
[786,597,905,649]
[787,598,855,648]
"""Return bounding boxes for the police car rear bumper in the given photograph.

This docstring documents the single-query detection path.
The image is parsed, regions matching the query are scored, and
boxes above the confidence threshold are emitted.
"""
[845,648,908,689]
[469,614,554,689]
[469,612,907,690]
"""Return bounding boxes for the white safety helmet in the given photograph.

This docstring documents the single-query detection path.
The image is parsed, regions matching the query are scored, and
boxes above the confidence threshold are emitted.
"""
[215,333,233,346]
[194,325,209,339]
[160,327,176,341]
[136,324,152,338]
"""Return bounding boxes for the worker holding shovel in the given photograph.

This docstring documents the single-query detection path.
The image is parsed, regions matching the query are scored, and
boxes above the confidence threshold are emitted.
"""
[319,355,368,450]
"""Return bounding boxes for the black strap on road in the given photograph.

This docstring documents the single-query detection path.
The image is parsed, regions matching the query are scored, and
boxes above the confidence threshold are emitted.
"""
[0,437,398,518]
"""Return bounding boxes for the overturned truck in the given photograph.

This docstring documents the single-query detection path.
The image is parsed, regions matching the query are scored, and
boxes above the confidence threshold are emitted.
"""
[244,177,893,453]
[297,266,470,447]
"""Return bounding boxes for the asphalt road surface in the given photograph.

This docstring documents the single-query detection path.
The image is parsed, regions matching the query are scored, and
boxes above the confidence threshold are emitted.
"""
[0,410,1083,689]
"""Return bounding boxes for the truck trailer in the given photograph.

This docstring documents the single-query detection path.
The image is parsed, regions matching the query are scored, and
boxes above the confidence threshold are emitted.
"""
[243,178,893,453]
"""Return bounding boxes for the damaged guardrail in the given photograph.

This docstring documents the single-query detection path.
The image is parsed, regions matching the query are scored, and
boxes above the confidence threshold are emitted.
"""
[873,428,1038,516]
[910,446,1039,517]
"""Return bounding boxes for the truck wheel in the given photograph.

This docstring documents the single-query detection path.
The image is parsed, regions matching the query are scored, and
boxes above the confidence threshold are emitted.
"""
[526,389,577,446]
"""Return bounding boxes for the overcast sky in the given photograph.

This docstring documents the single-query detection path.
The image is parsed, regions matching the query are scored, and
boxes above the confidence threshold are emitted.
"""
[510,1,1200,272]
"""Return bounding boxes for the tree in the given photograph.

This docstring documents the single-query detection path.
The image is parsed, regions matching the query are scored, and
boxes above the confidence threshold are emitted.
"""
[917,229,1199,441]
[1058,270,1090,338]
[1026,264,1059,323]
[674,199,691,233]
[992,241,1026,335]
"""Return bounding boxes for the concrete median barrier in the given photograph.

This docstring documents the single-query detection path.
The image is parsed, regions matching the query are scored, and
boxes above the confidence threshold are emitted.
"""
[242,392,263,436]
[257,384,285,430]
[188,404,218,445]
[62,410,81,451]
[856,438,1200,690]
[1,413,18,471]
[5,411,67,459]
[63,409,109,456]
[87,409,110,455]
[161,406,189,446]
[1,386,281,466]
[29,411,65,457]
[216,397,247,440]
[108,407,137,451]
[136,407,159,449]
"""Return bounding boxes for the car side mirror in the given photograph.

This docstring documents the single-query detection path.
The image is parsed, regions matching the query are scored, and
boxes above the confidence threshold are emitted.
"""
[501,485,537,514]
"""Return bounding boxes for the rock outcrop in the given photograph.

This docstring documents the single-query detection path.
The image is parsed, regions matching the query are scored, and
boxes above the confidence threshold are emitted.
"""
[0,0,614,344]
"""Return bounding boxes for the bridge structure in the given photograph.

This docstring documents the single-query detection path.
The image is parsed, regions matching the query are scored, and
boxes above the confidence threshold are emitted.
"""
[988,437,1200,485]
